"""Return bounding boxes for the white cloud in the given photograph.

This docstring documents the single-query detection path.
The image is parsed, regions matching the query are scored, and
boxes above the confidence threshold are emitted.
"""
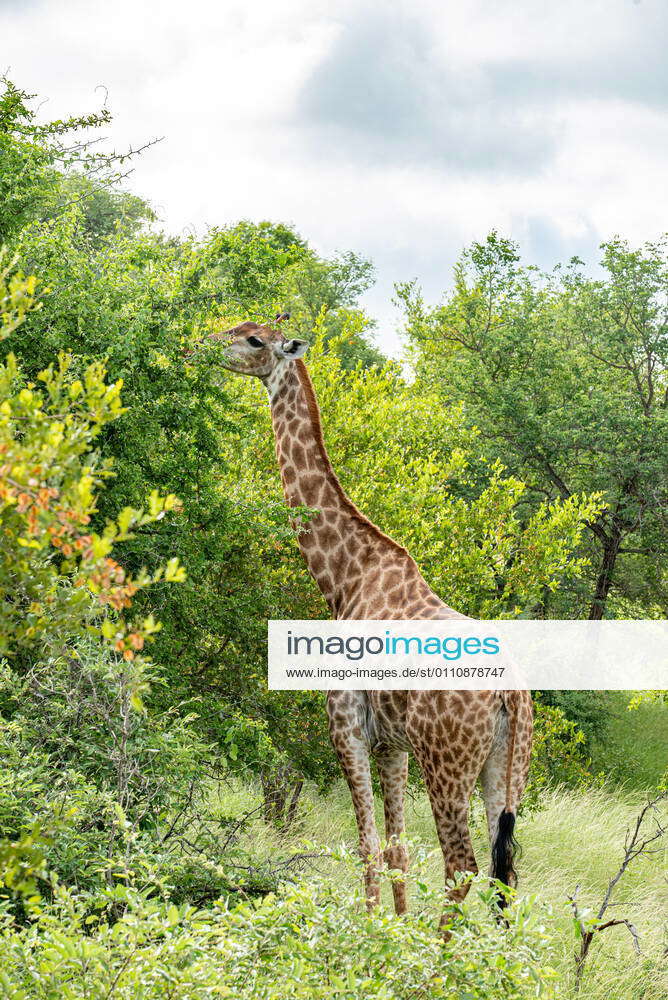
[2,0,667,353]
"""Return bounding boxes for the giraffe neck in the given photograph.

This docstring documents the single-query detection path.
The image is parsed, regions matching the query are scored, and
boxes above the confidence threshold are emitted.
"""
[266,360,402,614]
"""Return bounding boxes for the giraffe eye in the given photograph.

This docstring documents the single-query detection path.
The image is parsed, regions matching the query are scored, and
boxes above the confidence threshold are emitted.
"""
[246,335,264,349]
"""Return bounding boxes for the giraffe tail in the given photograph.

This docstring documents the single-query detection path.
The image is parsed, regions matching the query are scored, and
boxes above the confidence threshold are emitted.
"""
[490,691,530,907]
[490,810,518,907]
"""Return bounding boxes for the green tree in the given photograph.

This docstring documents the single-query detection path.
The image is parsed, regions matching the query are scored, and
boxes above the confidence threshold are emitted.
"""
[223,321,601,619]
[0,260,182,661]
[282,250,386,368]
[0,263,225,898]
[0,78,155,244]
[399,233,668,618]
[50,174,157,243]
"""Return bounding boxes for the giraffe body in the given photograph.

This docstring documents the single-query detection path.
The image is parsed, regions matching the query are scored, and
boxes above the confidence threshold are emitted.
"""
[208,320,533,919]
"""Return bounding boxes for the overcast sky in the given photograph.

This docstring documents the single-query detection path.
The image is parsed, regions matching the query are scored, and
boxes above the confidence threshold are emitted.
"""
[2,0,667,352]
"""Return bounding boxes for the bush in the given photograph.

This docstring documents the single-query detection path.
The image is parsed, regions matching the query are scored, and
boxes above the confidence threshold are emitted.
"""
[523,700,594,811]
[0,872,556,999]
[535,691,611,750]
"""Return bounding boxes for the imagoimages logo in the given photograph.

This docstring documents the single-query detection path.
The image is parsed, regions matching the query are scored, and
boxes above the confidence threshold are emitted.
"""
[268,619,668,691]
[286,629,501,661]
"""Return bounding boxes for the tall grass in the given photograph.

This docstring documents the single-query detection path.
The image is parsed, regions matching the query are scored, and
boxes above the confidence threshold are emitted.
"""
[590,693,667,789]
[222,781,667,999]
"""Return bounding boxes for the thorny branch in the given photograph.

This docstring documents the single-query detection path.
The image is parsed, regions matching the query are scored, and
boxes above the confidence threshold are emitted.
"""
[567,790,667,989]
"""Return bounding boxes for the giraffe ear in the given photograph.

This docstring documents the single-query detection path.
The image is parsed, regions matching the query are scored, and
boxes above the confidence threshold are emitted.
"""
[279,338,309,359]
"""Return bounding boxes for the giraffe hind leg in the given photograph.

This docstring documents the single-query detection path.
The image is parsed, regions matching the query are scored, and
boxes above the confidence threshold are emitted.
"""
[406,695,496,935]
[479,707,526,911]
[410,743,480,932]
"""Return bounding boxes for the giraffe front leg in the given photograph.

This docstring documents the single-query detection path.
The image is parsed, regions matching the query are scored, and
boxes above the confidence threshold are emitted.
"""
[376,750,409,915]
[327,693,382,908]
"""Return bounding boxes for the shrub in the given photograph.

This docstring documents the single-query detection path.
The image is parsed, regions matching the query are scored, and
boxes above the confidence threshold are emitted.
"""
[0,872,555,999]
[523,700,594,811]
[535,691,611,749]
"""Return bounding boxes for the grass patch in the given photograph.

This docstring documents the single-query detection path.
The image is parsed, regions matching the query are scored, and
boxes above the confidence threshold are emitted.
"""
[216,779,667,1000]
[590,693,667,789]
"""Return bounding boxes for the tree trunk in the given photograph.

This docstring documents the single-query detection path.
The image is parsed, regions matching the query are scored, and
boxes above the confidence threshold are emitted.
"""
[285,777,304,828]
[261,767,288,823]
[261,766,304,828]
[589,525,622,620]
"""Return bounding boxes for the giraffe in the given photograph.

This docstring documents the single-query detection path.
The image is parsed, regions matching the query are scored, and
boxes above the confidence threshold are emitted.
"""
[200,317,533,923]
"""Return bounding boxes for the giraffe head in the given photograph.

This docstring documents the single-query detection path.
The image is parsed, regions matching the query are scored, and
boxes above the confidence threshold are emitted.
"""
[206,318,309,380]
